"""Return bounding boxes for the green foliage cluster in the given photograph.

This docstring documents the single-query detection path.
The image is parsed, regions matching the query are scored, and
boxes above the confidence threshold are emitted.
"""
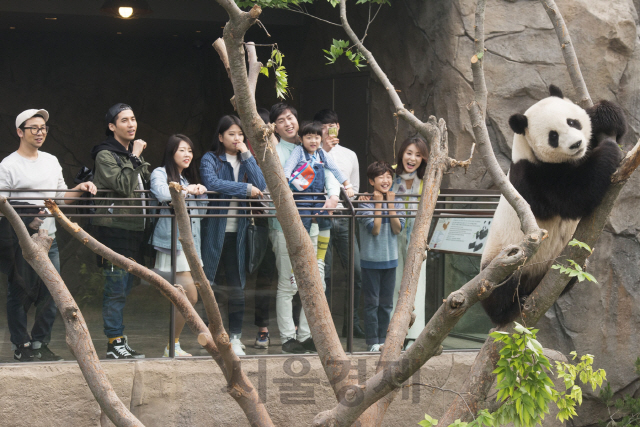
[323,39,366,69]
[599,357,640,427]
[551,239,597,283]
[419,323,606,427]
[260,48,290,99]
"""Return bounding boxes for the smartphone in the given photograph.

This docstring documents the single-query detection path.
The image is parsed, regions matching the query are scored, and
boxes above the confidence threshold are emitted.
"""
[328,126,339,137]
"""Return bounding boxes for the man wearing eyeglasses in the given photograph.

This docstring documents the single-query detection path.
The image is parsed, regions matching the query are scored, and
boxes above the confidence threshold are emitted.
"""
[0,109,96,362]
[90,103,149,360]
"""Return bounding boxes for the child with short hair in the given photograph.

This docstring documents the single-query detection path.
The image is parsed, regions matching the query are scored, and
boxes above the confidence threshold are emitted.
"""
[357,161,405,351]
[283,121,355,281]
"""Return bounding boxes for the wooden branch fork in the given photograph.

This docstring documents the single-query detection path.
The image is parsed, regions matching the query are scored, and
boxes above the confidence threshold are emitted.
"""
[0,197,144,427]
[45,197,274,427]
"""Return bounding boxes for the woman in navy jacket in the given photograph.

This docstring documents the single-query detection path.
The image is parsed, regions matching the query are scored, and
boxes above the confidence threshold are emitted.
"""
[200,115,266,356]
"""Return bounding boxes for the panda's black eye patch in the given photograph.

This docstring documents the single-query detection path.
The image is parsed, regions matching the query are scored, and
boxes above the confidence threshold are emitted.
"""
[567,119,582,130]
[549,130,559,148]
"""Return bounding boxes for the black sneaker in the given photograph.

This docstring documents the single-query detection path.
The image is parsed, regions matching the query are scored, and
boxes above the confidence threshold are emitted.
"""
[282,338,305,354]
[301,338,317,353]
[35,344,63,361]
[107,338,135,359]
[14,343,36,362]
[123,335,145,359]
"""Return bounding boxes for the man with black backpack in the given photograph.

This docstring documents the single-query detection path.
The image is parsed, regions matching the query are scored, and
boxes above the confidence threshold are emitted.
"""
[90,103,149,359]
[0,108,96,361]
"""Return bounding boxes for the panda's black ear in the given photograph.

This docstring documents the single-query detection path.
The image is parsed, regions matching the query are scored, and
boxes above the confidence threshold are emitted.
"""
[509,114,528,135]
[549,85,564,98]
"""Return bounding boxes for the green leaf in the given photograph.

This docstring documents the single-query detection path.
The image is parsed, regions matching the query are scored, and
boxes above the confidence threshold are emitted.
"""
[477,52,484,59]
[568,239,592,253]
[418,414,438,427]
[260,67,269,77]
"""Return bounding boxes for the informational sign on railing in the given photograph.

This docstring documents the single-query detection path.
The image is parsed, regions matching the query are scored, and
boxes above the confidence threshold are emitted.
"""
[429,218,492,255]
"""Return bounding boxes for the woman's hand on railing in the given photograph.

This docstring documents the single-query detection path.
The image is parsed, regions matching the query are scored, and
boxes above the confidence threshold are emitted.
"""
[186,184,207,196]
[250,186,263,198]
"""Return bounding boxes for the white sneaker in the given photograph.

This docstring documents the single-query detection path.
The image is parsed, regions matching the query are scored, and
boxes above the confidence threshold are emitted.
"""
[369,344,381,352]
[230,335,245,356]
[163,342,192,357]
[290,274,297,289]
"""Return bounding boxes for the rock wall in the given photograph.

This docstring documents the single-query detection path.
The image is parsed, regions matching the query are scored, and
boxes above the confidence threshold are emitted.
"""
[297,0,640,423]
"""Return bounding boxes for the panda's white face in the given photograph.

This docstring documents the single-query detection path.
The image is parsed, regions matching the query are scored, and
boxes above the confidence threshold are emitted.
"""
[512,96,592,164]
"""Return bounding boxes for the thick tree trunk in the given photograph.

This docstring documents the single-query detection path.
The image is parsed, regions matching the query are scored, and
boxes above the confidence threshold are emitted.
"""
[0,197,144,427]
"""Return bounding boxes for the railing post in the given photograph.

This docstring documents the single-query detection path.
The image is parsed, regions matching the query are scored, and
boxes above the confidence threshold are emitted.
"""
[342,188,356,353]
[169,209,177,358]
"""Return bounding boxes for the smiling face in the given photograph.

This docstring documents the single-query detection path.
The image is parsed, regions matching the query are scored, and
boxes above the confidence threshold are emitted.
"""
[274,109,299,142]
[369,171,393,194]
[109,109,137,144]
[17,116,47,151]
[173,140,193,173]
[301,133,322,154]
[219,124,244,155]
[401,143,424,174]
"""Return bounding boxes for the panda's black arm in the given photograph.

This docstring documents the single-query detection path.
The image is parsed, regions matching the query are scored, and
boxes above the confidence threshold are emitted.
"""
[509,141,621,220]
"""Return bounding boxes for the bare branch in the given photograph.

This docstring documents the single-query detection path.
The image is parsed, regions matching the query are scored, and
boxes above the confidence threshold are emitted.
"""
[468,101,540,235]
[167,183,274,426]
[612,138,640,183]
[0,198,144,427]
[471,0,487,116]
[213,38,237,110]
[287,6,342,27]
[246,42,262,100]
[539,0,592,108]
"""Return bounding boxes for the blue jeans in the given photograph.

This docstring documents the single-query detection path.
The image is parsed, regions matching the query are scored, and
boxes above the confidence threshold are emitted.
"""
[362,267,396,346]
[213,232,245,335]
[7,239,60,347]
[102,264,134,338]
[300,210,332,233]
[324,218,362,324]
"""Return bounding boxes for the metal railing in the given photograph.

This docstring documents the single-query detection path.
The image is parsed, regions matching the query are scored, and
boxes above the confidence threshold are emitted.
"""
[1,188,500,356]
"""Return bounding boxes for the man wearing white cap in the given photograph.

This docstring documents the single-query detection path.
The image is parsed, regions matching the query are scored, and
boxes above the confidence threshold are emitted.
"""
[0,109,96,362]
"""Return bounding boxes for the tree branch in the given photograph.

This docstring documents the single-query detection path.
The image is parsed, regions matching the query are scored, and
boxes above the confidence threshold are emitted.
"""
[468,102,540,235]
[313,232,543,427]
[539,0,592,108]
[246,42,262,100]
[471,0,487,116]
[167,183,274,426]
[0,197,144,427]
[214,0,355,397]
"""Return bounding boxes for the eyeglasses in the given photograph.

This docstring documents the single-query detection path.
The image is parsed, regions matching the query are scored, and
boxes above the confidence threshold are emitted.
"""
[23,126,49,135]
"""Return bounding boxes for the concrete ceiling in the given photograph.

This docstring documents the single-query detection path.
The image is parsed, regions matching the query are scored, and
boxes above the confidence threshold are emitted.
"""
[0,0,304,39]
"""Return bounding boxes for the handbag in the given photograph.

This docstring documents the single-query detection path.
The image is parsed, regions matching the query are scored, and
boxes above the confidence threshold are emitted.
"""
[245,217,269,274]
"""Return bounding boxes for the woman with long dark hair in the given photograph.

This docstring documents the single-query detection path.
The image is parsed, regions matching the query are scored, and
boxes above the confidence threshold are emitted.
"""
[391,136,430,349]
[200,115,267,356]
[150,134,207,357]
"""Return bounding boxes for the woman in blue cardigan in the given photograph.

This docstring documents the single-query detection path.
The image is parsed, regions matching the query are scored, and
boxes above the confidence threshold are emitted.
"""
[200,115,267,356]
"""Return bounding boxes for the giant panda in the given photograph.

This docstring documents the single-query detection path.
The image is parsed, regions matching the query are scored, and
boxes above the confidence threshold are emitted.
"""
[480,85,626,325]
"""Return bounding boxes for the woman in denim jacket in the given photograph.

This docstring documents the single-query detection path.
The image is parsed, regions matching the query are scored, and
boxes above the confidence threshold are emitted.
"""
[150,134,207,357]
[200,115,267,356]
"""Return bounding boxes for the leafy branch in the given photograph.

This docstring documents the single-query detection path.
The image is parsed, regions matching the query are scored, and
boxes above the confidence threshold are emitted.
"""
[323,38,366,69]
[259,47,290,99]
[419,324,607,427]
[551,239,597,283]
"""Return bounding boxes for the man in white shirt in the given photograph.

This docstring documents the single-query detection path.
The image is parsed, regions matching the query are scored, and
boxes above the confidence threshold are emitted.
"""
[268,103,341,354]
[314,109,365,339]
[0,109,96,362]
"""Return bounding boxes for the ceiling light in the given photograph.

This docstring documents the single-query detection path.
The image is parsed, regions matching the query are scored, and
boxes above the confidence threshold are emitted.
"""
[100,0,152,19]
[45,17,57,20]
[119,7,133,18]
